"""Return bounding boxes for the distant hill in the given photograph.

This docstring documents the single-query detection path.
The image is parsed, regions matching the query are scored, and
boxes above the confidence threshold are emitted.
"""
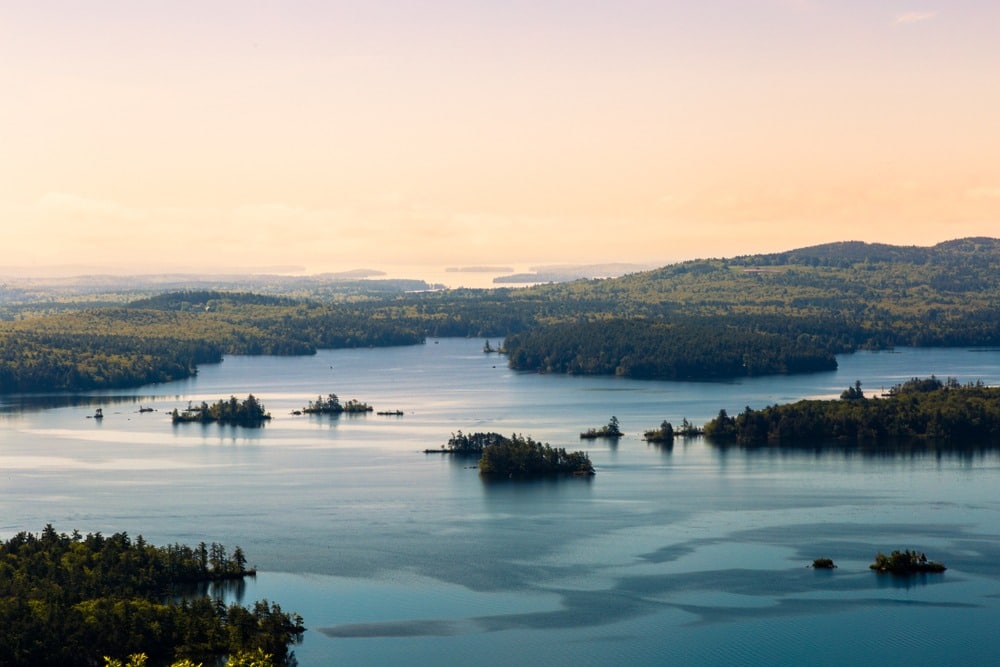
[1,237,998,391]
[498,237,1000,379]
[738,237,1000,267]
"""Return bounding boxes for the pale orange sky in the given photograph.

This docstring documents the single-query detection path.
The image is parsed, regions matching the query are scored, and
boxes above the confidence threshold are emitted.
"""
[1,1,998,276]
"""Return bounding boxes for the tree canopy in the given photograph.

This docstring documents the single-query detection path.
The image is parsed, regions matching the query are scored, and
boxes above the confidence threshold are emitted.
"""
[0,526,303,666]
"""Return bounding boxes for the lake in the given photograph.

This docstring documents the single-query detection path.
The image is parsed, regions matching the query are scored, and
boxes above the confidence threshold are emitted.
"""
[2,340,1000,665]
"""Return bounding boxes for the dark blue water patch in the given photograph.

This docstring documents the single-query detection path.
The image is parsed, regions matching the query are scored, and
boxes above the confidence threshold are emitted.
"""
[669,596,979,626]
[473,589,660,631]
[319,619,462,638]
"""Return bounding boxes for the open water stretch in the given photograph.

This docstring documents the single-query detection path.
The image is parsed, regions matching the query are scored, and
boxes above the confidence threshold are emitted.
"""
[2,340,1000,665]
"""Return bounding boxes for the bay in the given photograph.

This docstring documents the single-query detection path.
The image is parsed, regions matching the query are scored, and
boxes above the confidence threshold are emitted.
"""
[2,340,1000,665]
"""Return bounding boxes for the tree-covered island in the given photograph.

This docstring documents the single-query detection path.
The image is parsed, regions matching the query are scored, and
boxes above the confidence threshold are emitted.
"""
[171,395,271,427]
[427,432,594,477]
[580,416,623,439]
[300,393,373,415]
[0,526,304,666]
[703,377,1000,448]
[643,420,675,443]
[870,550,946,574]
[428,431,512,456]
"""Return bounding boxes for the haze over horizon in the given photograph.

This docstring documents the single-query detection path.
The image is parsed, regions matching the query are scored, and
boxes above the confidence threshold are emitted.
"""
[3,1,998,276]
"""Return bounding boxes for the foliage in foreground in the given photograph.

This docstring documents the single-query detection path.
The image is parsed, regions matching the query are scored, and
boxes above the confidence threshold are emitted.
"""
[105,647,275,667]
[0,526,303,666]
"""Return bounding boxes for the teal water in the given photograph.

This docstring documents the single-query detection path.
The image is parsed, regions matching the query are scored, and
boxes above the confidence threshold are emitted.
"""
[2,341,1000,665]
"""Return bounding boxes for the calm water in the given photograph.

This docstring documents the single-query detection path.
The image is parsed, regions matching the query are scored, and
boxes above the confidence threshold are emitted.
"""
[2,340,1000,666]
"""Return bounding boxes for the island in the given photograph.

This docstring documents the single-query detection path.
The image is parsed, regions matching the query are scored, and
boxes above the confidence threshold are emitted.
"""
[811,558,837,569]
[427,431,595,478]
[426,431,510,455]
[643,420,675,443]
[870,550,946,574]
[479,434,595,478]
[301,393,373,415]
[0,525,303,666]
[171,395,271,427]
[580,416,623,439]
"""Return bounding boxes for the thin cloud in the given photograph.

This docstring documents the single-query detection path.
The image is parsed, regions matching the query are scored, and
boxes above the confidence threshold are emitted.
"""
[893,11,938,25]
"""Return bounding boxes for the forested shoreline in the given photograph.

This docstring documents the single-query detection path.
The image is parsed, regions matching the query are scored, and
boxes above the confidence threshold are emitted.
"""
[1,238,998,392]
[702,377,1000,448]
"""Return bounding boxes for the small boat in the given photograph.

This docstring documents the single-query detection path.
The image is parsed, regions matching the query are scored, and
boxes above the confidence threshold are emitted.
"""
[92,408,104,420]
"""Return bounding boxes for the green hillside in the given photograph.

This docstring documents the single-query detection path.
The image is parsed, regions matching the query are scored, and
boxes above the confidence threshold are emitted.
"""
[0,238,997,391]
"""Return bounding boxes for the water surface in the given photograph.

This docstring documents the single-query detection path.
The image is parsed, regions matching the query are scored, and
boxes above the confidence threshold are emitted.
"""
[2,341,1000,665]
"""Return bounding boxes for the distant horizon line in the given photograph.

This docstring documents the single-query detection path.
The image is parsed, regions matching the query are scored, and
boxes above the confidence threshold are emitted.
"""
[2,236,995,281]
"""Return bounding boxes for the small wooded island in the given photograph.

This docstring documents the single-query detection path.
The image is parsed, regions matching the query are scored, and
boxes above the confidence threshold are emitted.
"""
[0,526,303,666]
[428,431,595,478]
[580,416,623,439]
[171,394,271,427]
[702,377,1000,448]
[301,393,373,414]
[643,418,704,442]
[870,550,946,574]
[643,420,674,443]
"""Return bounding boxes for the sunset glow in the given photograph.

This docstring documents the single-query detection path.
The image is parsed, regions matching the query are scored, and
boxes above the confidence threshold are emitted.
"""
[2,1,998,275]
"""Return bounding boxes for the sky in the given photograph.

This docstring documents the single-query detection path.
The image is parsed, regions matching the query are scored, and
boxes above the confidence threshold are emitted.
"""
[2,1,999,277]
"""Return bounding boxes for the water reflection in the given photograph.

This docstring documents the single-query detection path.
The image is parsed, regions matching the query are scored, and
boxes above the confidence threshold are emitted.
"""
[872,571,947,590]
[707,437,1000,462]
[0,393,169,413]
[478,474,595,489]
[646,440,674,454]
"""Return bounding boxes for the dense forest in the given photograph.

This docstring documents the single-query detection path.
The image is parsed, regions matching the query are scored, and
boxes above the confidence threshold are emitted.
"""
[477,434,595,478]
[702,377,1000,448]
[1,238,998,392]
[497,237,1000,378]
[0,292,423,392]
[504,319,838,379]
[0,526,303,666]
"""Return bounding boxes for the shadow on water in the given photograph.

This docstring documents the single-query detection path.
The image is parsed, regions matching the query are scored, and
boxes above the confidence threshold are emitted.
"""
[873,571,948,590]
[646,440,674,454]
[174,577,249,605]
[0,393,169,414]
[708,438,1000,462]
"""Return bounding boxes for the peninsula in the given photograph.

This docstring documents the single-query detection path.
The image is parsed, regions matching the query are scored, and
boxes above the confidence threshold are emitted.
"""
[703,377,1000,448]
